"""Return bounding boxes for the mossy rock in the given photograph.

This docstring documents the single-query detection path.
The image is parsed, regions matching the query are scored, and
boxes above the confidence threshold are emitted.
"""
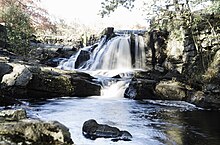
[27,71,74,98]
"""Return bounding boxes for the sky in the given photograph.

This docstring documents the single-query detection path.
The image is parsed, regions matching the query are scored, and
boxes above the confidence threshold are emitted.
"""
[40,0,148,29]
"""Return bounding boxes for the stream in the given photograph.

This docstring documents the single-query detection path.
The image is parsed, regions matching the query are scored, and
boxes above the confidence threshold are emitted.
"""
[27,97,220,145]
[25,31,220,145]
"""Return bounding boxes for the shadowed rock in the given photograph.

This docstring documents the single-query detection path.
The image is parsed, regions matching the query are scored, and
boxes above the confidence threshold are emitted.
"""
[0,62,13,81]
[82,119,132,141]
[0,96,21,107]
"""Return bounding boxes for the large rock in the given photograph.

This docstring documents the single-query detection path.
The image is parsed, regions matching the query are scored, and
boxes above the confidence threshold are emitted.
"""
[0,109,74,145]
[0,63,101,99]
[124,78,157,100]
[0,62,13,82]
[74,49,91,68]
[155,80,187,100]
[82,119,132,141]
[187,88,220,110]
[124,70,185,100]
[26,67,74,98]
[1,63,32,87]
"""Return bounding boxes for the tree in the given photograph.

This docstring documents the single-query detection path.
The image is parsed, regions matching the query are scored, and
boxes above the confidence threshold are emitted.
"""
[1,2,34,55]
[0,0,57,55]
[99,0,135,18]
[0,0,55,32]
[99,0,220,18]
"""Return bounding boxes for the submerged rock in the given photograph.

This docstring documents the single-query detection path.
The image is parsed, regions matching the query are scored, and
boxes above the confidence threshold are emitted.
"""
[0,109,74,145]
[82,119,132,141]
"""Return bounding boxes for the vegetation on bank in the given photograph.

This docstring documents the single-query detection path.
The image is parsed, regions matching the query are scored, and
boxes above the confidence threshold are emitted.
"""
[0,0,219,83]
[0,0,54,55]
[0,0,100,57]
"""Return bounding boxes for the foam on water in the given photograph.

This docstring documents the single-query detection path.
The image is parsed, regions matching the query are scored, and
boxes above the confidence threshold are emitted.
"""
[58,34,146,71]
[58,34,147,99]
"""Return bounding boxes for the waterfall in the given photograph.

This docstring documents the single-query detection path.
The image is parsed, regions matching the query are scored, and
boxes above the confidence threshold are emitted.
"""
[58,32,147,98]
[134,34,146,69]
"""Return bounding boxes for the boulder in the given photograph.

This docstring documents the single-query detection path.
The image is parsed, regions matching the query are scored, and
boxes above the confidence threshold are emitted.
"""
[1,63,32,87]
[26,67,74,98]
[82,119,132,141]
[0,63,101,99]
[124,78,157,100]
[155,80,187,100]
[74,50,91,69]
[187,90,220,110]
[0,109,26,121]
[0,62,13,82]
[0,109,74,145]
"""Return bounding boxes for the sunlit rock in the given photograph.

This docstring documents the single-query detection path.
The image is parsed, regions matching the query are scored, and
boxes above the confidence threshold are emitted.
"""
[0,63,101,98]
[1,63,32,87]
[0,109,26,121]
[0,109,74,145]
[155,80,187,101]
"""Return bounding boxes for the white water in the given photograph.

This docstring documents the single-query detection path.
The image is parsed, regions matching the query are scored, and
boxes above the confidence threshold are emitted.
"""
[134,35,146,69]
[28,98,202,145]
[58,34,147,98]
[26,33,220,145]
[58,34,146,71]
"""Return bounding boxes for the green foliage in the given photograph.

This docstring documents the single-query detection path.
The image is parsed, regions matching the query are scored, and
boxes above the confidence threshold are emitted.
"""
[1,3,34,55]
[99,0,135,18]
[206,0,220,13]
[99,0,220,18]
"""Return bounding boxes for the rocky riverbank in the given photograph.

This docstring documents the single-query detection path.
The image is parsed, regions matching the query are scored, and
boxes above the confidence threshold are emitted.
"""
[0,12,219,144]
[0,109,74,144]
[0,54,101,100]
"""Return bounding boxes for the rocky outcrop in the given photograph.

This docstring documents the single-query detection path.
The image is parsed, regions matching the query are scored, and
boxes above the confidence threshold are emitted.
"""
[28,46,77,67]
[0,62,13,81]
[124,78,157,100]
[124,68,220,109]
[0,109,74,145]
[0,62,101,99]
[155,80,187,101]
[74,49,91,69]
[124,69,185,100]
[82,119,132,141]
[138,12,220,110]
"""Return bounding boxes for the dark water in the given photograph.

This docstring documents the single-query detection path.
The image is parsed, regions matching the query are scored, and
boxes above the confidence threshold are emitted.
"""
[27,97,220,145]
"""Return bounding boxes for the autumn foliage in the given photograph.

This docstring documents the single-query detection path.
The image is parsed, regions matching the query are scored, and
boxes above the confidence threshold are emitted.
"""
[0,0,55,31]
[0,0,56,55]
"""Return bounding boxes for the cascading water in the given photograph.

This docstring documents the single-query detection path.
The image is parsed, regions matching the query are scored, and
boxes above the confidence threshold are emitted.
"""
[58,32,147,98]
[27,29,220,145]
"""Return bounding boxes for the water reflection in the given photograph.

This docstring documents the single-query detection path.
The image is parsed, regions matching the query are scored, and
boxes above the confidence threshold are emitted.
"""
[27,98,220,145]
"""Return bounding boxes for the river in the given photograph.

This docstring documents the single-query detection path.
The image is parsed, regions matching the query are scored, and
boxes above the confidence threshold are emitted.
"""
[27,31,220,145]
[27,96,220,145]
